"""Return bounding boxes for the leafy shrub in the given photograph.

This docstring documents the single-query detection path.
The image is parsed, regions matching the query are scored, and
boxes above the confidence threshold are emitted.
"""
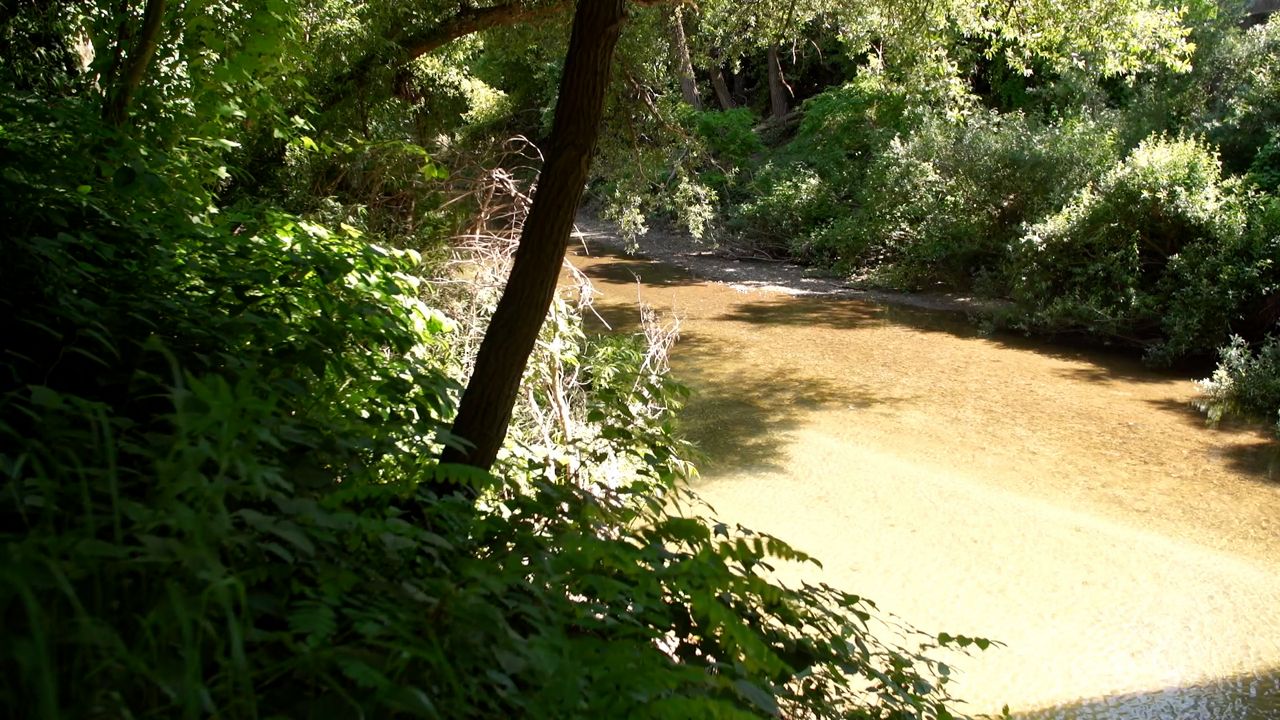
[789,76,912,186]
[284,136,456,256]
[1112,17,1280,174]
[727,77,917,256]
[1198,21,1280,174]
[1198,335,1280,436]
[694,108,764,166]
[1247,130,1280,193]
[731,163,841,254]
[1009,135,1249,350]
[2,90,976,720]
[834,112,1118,290]
[1158,194,1280,359]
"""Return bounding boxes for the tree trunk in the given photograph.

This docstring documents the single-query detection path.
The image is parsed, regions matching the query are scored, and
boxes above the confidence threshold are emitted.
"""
[766,45,788,121]
[710,62,735,110]
[666,6,701,109]
[103,0,166,126]
[439,0,627,477]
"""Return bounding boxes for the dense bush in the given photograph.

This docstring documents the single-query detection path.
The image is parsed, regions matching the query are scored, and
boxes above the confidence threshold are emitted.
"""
[1199,335,1280,436]
[839,112,1119,290]
[694,107,765,167]
[1248,130,1280,193]
[1008,135,1252,352]
[1159,193,1280,359]
[732,164,841,254]
[1195,20,1280,175]
[2,43,974,720]
[727,77,918,256]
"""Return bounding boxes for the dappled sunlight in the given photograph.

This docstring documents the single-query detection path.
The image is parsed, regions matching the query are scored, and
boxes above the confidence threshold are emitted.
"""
[569,248,1280,719]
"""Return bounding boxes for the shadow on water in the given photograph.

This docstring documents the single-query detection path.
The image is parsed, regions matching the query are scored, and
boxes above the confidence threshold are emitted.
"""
[716,294,950,333]
[1144,398,1280,482]
[667,332,906,477]
[1008,667,1280,720]
[572,246,1280,482]
[579,257,703,289]
[717,296,1191,386]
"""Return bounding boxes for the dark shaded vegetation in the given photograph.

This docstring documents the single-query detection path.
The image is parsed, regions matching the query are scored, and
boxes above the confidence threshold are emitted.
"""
[0,1,996,718]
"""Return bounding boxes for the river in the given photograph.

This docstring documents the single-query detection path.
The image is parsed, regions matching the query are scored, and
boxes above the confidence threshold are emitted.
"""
[566,231,1280,719]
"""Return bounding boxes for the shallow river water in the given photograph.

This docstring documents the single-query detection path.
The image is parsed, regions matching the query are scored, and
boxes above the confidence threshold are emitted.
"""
[566,237,1280,719]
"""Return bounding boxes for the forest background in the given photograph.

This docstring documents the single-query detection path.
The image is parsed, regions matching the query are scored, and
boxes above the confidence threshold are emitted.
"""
[1,0,1278,717]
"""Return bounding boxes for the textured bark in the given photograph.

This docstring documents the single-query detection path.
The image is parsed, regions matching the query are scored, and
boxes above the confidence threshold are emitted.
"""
[440,0,627,474]
[710,62,734,110]
[666,6,701,109]
[766,45,788,121]
[102,0,166,126]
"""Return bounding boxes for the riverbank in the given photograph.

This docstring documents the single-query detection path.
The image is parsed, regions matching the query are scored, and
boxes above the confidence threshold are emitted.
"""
[572,215,1011,317]
[566,224,1280,719]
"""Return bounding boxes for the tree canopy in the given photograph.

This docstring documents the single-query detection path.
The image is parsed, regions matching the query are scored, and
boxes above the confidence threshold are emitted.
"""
[2,0,1278,716]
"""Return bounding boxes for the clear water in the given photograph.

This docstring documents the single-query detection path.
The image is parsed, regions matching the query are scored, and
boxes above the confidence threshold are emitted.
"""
[570,245,1280,720]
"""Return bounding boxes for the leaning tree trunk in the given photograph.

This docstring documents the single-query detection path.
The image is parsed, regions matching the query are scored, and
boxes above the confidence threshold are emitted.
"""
[439,0,627,476]
[766,45,788,121]
[710,59,735,110]
[667,6,702,109]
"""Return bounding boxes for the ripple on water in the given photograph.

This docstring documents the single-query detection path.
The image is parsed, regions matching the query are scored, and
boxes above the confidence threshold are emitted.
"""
[567,242,1280,720]
[1013,672,1280,719]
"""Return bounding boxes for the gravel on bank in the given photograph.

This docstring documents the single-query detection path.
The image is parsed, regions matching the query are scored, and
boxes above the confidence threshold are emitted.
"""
[571,214,1011,317]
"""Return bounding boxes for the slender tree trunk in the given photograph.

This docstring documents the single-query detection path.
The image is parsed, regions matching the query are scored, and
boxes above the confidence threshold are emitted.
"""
[100,0,132,96]
[666,6,701,109]
[710,61,734,110]
[766,45,788,121]
[439,0,627,476]
[103,0,166,126]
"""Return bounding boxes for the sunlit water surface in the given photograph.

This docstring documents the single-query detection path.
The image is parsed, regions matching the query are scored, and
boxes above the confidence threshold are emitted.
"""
[567,242,1280,720]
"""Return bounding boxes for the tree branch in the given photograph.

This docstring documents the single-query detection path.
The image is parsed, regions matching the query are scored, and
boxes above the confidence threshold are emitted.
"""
[320,0,671,110]
[398,0,574,62]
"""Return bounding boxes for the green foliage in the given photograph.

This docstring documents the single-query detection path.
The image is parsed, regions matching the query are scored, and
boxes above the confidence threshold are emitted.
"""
[695,108,765,166]
[737,70,972,257]
[842,112,1119,290]
[1158,193,1280,359]
[1009,135,1250,351]
[1248,130,1280,193]
[789,76,914,185]
[729,76,921,256]
[1197,20,1280,174]
[2,8,980,719]
[734,164,840,254]
[0,0,84,94]
[1198,335,1280,436]
[282,136,456,256]
[689,108,764,216]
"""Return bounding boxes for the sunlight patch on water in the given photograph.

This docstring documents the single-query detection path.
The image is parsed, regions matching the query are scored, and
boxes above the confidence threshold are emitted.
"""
[569,246,1280,719]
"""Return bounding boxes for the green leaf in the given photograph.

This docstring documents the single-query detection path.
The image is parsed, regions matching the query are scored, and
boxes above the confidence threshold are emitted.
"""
[734,679,780,715]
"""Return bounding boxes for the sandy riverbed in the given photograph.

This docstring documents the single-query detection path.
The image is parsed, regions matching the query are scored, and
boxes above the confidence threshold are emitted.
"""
[567,220,1280,719]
